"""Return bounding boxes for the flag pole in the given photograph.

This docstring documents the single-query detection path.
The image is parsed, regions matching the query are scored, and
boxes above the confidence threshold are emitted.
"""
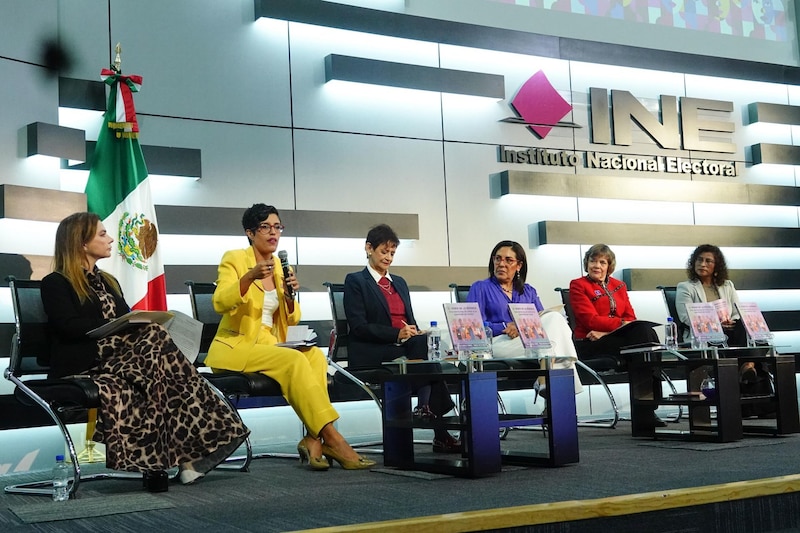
[76,42,125,466]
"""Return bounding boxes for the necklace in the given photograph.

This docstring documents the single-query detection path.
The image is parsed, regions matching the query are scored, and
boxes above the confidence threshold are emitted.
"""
[501,285,513,295]
[378,278,393,295]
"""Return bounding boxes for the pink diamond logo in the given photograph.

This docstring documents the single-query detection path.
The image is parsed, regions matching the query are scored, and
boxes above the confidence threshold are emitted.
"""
[510,71,572,139]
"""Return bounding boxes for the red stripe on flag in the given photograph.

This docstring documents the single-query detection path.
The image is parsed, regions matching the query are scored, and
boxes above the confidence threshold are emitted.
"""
[131,274,168,311]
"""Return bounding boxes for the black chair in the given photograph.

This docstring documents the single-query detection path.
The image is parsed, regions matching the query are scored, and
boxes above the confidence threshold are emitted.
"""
[185,281,290,466]
[3,277,140,497]
[448,283,471,304]
[555,287,683,428]
[657,285,688,344]
[448,283,548,438]
[323,282,393,409]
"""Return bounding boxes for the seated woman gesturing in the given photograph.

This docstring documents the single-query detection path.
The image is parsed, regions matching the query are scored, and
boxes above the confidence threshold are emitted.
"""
[206,203,374,471]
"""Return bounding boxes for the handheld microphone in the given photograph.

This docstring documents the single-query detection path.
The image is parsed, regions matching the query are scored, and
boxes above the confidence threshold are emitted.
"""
[278,250,294,298]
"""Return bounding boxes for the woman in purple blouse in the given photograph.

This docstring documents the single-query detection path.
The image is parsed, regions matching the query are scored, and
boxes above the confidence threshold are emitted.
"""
[467,240,583,397]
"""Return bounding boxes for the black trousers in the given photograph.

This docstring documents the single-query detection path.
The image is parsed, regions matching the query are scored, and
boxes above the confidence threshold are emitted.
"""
[350,335,455,417]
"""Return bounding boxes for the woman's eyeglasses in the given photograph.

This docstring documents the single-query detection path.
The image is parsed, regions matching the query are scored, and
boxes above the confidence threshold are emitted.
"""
[493,255,518,266]
[256,223,285,234]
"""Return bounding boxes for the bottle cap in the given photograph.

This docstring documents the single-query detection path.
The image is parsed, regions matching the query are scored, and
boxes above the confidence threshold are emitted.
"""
[56,454,64,461]
[430,321,437,327]
[667,317,674,322]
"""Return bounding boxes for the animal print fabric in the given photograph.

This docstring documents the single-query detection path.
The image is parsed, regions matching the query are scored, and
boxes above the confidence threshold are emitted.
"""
[89,273,249,472]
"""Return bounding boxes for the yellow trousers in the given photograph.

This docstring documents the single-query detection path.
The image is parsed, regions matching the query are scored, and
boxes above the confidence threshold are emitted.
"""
[212,334,339,437]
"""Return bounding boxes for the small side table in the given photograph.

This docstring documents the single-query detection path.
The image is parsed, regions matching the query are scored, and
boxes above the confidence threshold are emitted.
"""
[382,371,501,478]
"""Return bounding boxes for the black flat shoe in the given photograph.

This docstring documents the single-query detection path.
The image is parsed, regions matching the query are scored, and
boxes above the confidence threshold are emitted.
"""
[143,470,169,492]
[432,434,461,453]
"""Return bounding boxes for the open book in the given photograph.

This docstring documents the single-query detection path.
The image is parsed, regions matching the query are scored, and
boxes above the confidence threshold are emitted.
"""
[88,310,175,338]
[276,325,318,348]
[88,310,203,363]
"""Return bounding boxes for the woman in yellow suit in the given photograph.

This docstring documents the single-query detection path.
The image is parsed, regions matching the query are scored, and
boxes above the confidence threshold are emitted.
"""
[206,203,374,471]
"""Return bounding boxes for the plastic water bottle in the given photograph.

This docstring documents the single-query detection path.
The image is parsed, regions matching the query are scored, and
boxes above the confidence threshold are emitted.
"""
[52,454,69,501]
[481,321,494,359]
[427,321,441,361]
[665,317,678,350]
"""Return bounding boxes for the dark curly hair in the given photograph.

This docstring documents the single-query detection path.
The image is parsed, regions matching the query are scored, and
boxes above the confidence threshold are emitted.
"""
[686,244,729,285]
[242,203,280,243]
[488,240,528,295]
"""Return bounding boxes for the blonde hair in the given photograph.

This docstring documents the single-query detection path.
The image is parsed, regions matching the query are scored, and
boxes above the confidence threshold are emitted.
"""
[53,212,121,302]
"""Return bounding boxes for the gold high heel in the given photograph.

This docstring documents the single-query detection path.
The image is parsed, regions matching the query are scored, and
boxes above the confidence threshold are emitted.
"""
[297,439,330,471]
[321,444,376,470]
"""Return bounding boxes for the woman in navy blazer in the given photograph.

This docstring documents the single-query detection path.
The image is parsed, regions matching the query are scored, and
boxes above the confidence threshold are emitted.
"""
[344,224,458,453]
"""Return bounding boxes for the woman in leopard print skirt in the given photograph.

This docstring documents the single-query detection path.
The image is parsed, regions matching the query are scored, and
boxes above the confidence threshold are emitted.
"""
[41,212,250,487]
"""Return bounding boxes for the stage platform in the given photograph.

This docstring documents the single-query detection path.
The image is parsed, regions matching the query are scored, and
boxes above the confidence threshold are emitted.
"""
[1,420,800,532]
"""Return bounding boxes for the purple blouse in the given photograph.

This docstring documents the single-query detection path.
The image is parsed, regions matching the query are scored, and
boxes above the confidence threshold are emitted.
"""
[466,277,543,337]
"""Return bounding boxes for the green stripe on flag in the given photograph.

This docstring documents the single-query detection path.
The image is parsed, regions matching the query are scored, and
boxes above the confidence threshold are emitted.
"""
[85,85,149,219]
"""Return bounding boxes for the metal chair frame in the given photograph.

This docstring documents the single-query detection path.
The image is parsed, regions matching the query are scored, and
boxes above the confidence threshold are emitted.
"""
[3,277,141,497]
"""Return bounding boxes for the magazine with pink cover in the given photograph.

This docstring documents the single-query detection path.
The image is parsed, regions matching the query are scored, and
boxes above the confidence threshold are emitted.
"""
[442,302,490,352]
[507,303,551,350]
[734,302,773,343]
[685,302,727,343]
[710,298,731,324]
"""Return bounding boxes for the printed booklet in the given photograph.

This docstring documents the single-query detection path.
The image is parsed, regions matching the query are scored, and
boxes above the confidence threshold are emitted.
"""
[685,302,727,344]
[734,301,773,344]
[442,302,490,353]
[508,303,551,350]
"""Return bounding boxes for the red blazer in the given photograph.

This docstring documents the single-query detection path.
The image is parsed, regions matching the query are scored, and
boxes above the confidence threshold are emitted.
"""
[568,276,636,339]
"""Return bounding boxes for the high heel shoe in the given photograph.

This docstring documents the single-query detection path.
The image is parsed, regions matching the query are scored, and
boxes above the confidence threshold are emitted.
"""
[321,444,376,470]
[533,380,549,403]
[297,439,330,471]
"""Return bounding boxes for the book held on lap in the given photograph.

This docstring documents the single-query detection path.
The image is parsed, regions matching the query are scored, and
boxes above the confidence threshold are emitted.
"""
[710,298,731,324]
[277,325,318,347]
[87,310,175,338]
[88,309,203,363]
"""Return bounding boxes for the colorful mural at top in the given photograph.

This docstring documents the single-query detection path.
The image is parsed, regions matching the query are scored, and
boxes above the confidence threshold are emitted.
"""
[490,0,788,41]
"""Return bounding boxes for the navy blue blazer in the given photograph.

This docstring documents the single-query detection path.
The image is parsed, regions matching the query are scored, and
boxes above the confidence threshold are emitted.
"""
[343,268,425,368]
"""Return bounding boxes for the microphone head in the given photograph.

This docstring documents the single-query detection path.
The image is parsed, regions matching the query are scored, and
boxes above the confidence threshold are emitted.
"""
[277,250,288,264]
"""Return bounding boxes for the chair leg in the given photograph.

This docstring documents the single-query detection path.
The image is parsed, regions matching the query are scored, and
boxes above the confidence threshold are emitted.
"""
[202,380,253,471]
[5,378,140,497]
[575,361,620,429]
[328,360,383,412]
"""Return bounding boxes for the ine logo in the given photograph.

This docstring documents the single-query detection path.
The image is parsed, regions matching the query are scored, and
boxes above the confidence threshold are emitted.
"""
[503,71,575,139]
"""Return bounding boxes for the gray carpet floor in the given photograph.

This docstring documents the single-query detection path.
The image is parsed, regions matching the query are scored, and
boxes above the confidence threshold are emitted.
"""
[1,421,799,532]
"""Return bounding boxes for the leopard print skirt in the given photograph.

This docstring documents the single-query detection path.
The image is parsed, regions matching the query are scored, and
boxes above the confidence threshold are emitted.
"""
[93,323,249,472]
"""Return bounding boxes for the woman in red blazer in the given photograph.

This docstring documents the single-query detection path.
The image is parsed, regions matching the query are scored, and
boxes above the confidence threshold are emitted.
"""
[569,244,664,427]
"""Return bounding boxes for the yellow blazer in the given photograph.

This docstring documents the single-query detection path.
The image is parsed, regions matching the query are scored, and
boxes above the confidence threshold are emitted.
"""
[206,246,301,371]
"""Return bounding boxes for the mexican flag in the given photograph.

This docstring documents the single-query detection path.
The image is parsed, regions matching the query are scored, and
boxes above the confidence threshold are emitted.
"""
[84,67,167,311]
